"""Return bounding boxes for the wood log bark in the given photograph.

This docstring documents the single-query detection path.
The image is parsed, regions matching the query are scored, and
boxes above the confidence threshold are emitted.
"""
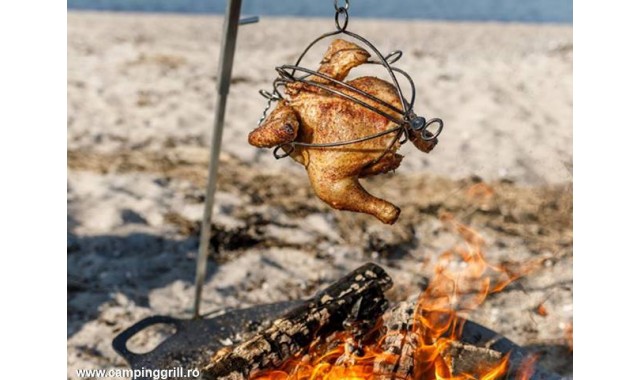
[200,263,393,380]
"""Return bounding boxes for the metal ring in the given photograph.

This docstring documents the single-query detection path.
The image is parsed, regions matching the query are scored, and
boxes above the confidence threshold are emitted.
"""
[421,118,444,141]
[384,51,403,65]
[334,0,350,11]
[334,7,349,31]
[273,143,295,159]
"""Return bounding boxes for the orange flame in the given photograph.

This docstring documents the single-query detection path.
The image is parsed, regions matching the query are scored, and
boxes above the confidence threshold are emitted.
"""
[254,215,539,380]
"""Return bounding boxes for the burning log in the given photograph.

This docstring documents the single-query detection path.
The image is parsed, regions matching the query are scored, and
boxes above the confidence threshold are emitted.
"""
[200,263,393,380]
[372,299,507,380]
[373,300,419,380]
[441,340,505,376]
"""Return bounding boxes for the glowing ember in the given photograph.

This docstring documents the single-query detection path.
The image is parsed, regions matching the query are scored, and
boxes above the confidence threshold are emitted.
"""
[534,303,549,317]
[253,215,538,380]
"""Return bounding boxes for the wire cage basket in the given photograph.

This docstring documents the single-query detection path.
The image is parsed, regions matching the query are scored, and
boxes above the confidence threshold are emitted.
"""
[257,0,444,163]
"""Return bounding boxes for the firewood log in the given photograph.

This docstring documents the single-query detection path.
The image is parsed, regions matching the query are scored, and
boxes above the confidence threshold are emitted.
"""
[200,263,393,380]
[442,340,505,376]
[373,300,418,380]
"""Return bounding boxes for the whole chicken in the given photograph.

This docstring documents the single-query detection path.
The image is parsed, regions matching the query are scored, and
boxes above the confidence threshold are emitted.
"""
[249,39,438,224]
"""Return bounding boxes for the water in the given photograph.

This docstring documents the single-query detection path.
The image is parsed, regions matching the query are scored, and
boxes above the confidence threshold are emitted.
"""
[67,0,572,23]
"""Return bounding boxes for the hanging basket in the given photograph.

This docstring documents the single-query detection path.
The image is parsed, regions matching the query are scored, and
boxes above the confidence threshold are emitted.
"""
[258,0,444,161]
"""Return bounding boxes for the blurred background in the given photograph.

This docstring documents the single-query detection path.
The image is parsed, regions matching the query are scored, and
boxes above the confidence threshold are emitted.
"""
[67,1,572,378]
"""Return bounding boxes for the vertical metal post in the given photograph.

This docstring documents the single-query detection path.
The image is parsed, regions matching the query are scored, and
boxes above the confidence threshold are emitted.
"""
[193,0,243,319]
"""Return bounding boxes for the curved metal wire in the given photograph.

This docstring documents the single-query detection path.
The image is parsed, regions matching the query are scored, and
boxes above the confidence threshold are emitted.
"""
[257,4,443,164]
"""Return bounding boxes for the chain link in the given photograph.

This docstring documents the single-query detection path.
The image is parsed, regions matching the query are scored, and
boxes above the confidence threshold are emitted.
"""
[335,7,349,31]
[334,0,350,30]
[334,0,350,12]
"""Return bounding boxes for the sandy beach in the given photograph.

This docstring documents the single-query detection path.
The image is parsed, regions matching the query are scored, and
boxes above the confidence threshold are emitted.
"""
[67,11,572,379]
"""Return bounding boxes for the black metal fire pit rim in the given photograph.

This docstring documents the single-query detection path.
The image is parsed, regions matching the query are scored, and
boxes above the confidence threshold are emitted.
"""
[112,315,183,364]
[461,319,569,380]
[112,300,304,375]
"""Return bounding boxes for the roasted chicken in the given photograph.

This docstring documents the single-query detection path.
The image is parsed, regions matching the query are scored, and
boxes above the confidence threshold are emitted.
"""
[249,39,438,224]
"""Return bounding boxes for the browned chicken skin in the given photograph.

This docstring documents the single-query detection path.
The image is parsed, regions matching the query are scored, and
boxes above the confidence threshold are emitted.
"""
[249,39,438,224]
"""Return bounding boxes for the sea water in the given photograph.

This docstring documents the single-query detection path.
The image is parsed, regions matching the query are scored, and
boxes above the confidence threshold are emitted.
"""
[67,0,572,23]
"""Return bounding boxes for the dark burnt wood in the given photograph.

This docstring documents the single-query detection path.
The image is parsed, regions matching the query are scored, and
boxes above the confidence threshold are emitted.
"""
[200,263,393,380]
[373,300,418,380]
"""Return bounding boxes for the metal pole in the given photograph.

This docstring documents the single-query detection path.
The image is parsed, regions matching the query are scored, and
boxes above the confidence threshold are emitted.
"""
[193,0,243,319]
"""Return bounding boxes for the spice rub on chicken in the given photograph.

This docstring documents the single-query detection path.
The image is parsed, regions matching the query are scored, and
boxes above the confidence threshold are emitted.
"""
[249,39,438,224]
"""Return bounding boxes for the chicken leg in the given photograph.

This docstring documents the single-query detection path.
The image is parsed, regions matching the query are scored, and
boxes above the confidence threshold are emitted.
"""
[307,164,400,224]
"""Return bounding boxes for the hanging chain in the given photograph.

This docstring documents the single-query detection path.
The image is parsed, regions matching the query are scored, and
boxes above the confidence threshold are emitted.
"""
[334,0,350,11]
[334,0,350,31]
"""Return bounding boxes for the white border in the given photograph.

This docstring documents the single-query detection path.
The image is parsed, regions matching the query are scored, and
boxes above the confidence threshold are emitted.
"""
[575,0,640,378]
[0,1,66,378]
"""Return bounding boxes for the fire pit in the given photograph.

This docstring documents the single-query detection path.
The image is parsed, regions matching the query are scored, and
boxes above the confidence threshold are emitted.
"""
[114,263,564,380]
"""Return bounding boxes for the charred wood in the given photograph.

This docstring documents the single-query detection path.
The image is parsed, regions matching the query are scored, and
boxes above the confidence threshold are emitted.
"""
[373,300,418,380]
[200,263,393,380]
[442,340,505,376]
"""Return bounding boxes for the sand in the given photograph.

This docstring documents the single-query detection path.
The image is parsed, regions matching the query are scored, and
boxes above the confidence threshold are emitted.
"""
[67,11,573,379]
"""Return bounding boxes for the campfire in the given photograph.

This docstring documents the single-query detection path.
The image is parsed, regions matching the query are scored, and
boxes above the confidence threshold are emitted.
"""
[200,215,542,380]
